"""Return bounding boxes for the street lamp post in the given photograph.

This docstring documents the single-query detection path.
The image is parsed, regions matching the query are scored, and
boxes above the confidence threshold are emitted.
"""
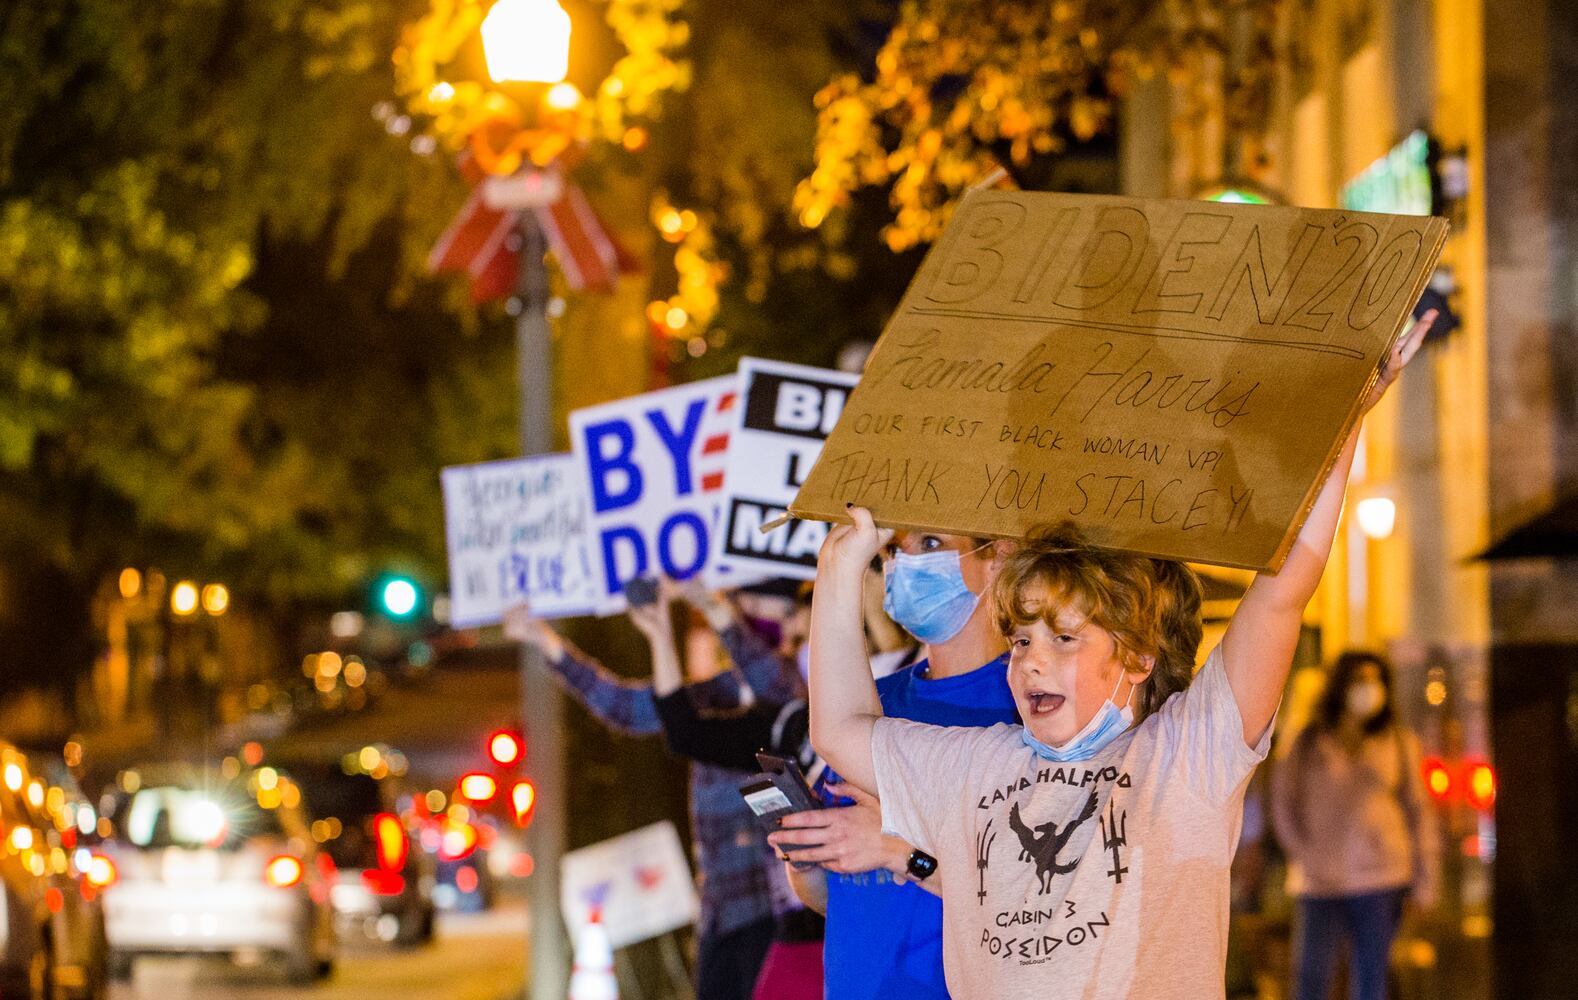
[516,210,569,1000]
[481,4,572,996]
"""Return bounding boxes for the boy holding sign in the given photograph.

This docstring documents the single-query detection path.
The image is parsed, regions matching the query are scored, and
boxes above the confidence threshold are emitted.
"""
[806,312,1434,998]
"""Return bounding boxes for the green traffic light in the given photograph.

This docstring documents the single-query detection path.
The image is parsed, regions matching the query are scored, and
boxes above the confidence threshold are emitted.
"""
[380,577,420,618]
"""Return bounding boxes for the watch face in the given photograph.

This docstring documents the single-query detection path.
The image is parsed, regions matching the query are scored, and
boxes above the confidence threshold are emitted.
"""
[907,850,938,880]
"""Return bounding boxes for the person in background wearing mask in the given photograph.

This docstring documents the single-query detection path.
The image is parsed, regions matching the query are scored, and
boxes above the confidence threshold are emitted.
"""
[770,531,1018,1000]
[1271,650,1440,1000]
[503,577,803,1000]
[629,580,824,1000]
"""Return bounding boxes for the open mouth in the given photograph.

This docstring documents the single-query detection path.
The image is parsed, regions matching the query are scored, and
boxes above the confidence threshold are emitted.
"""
[1026,691,1065,716]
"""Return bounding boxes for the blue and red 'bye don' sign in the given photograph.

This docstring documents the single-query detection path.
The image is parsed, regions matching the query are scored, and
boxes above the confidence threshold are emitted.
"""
[569,376,739,613]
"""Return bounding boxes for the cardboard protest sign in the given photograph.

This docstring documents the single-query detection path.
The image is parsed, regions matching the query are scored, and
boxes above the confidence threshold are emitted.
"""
[440,455,599,626]
[570,376,740,612]
[561,820,698,950]
[790,192,1448,570]
[715,358,861,581]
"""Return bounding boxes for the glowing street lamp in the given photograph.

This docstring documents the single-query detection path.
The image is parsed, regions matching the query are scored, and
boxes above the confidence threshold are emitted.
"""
[480,0,571,84]
[543,81,582,112]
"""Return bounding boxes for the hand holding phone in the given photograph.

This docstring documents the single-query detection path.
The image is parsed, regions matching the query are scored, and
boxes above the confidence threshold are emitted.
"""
[739,753,823,870]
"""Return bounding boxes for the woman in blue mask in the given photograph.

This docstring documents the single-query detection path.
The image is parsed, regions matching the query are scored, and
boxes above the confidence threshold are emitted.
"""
[770,530,1020,1000]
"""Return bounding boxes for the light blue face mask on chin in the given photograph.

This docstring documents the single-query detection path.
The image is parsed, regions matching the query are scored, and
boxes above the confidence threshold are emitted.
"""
[1022,670,1136,762]
[882,548,985,645]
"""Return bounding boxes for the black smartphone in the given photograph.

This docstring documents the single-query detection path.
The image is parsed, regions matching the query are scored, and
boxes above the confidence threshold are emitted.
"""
[738,753,823,870]
[623,576,660,607]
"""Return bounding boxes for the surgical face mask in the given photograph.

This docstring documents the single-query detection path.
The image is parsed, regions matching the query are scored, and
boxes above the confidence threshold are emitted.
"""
[883,546,987,645]
[795,642,811,682]
[1022,670,1135,762]
[1346,680,1386,720]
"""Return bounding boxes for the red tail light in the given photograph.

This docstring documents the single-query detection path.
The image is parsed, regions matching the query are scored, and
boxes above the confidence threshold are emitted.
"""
[488,731,523,766]
[1464,760,1497,810]
[511,780,537,827]
[265,855,304,888]
[1422,756,1453,803]
[361,869,407,896]
[373,812,408,872]
[459,772,497,803]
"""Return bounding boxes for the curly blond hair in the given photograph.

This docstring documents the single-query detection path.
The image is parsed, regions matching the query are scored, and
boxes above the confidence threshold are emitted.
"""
[992,522,1203,721]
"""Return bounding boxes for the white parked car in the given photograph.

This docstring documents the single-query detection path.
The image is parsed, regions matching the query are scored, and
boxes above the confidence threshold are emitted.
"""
[101,767,336,984]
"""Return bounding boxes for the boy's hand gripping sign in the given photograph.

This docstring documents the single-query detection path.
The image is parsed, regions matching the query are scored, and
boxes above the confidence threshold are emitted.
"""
[790,192,1447,571]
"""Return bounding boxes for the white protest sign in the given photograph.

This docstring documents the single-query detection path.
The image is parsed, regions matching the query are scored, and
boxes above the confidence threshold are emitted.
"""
[440,455,599,626]
[560,820,698,950]
[569,375,740,612]
[715,358,860,581]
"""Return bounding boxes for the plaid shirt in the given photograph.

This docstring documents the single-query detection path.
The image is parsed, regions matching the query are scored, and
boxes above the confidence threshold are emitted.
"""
[547,624,803,936]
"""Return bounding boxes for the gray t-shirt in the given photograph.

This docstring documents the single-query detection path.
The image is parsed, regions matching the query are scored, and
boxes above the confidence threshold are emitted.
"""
[871,645,1269,1000]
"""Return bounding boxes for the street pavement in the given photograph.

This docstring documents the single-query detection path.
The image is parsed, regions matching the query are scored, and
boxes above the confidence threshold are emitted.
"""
[110,901,527,1000]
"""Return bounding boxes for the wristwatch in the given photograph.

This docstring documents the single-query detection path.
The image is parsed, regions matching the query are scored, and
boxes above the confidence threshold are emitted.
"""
[905,849,939,882]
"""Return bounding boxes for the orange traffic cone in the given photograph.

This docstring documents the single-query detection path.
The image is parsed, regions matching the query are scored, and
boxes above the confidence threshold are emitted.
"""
[568,907,618,1000]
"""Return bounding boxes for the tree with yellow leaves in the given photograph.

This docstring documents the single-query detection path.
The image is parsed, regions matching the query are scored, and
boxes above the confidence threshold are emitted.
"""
[797,0,1284,252]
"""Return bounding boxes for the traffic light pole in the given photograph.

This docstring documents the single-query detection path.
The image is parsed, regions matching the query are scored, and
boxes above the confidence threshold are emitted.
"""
[517,212,570,999]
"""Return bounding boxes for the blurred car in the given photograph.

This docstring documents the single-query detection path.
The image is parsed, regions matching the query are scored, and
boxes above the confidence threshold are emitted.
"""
[0,743,111,1000]
[290,765,434,947]
[100,766,336,984]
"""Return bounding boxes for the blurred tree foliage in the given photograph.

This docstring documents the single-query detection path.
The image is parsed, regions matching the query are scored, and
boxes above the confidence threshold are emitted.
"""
[0,0,913,701]
[1,0,1106,699]
[647,0,927,381]
[795,0,1282,252]
[0,0,506,694]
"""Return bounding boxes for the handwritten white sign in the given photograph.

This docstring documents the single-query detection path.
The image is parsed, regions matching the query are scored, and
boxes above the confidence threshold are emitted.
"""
[560,820,698,950]
[440,455,598,626]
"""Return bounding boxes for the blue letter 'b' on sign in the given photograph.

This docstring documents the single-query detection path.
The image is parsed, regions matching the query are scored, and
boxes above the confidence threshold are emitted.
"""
[585,419,643,513]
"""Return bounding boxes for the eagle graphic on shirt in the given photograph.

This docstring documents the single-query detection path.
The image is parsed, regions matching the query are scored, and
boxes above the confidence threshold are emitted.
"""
[1007,790,1100,894]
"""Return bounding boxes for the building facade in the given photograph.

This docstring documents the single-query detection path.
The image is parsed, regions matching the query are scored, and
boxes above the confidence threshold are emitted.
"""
[1120,1,1577,997]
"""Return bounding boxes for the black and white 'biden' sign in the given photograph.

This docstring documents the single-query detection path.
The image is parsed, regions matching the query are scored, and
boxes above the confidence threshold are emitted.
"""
[716,358,859,581]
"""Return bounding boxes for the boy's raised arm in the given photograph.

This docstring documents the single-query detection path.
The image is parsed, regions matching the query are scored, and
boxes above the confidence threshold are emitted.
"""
[807,506,893,795]
[1223,311,1436,745]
